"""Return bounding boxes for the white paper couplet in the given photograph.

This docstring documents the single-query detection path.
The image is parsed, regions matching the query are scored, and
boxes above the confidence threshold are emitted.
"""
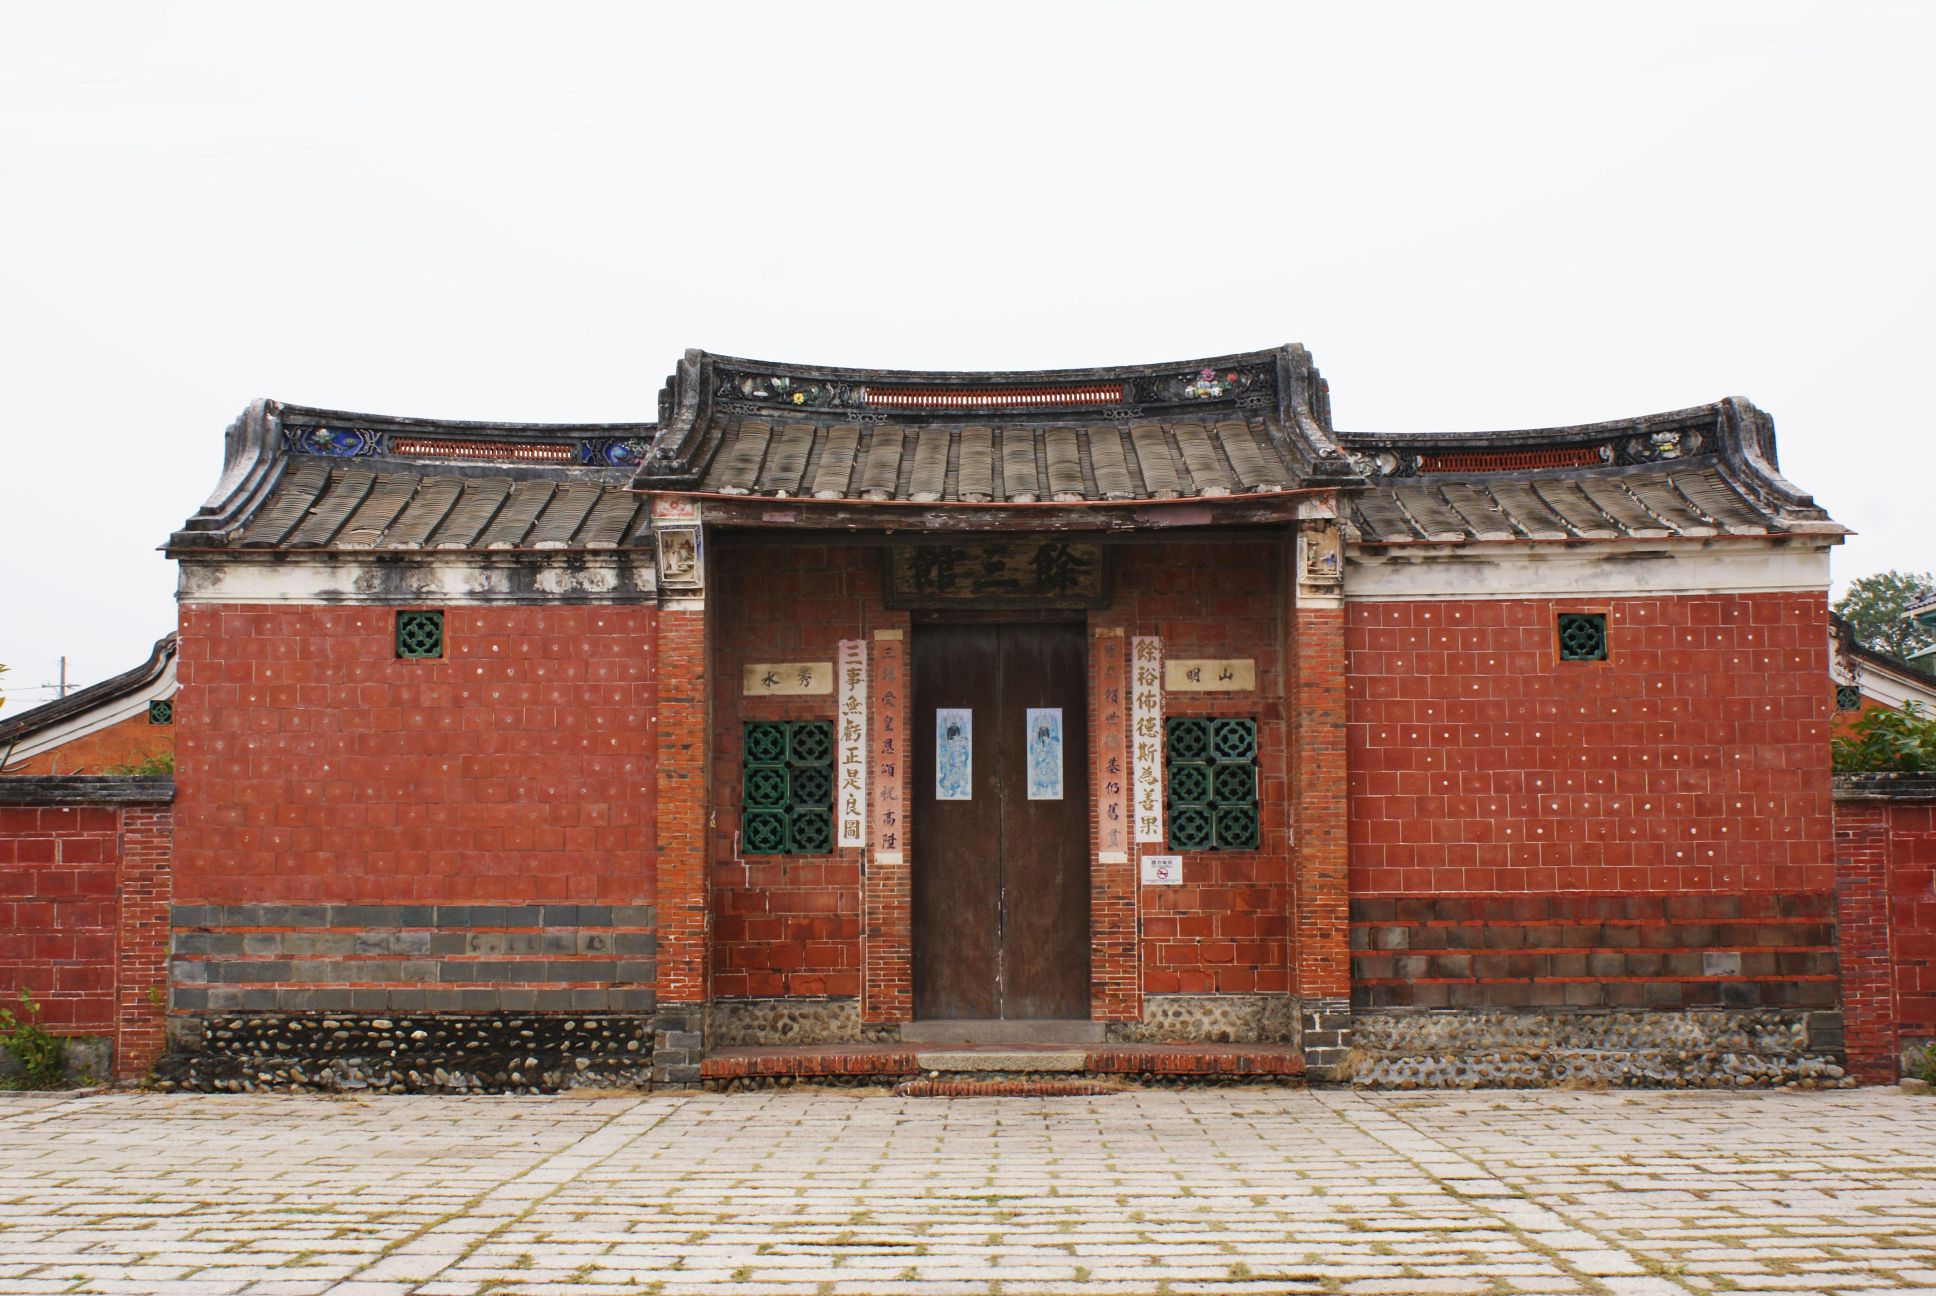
[1132,636,1165,843]
[935,708,972,801]
[836,640,868,847]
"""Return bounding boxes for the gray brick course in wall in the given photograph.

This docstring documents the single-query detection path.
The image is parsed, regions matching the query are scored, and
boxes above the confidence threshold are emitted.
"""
[171,904,656,930]
[168,904,657,1018]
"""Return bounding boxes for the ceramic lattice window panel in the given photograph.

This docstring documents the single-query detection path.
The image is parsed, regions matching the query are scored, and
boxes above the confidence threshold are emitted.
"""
[1556,613,1608,662]
[395,610,445,660]
[741,720,835,855]
[1164,717,1258,851]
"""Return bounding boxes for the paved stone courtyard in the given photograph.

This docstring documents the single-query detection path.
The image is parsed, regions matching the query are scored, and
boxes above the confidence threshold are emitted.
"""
[1,1088,1934,1296]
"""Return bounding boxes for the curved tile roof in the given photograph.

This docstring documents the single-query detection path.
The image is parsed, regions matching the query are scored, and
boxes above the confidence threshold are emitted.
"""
[1338,398,1840,544]
[689,414,1298,502]
[168,402,653,553]
[166,347,1840,552]
[631,346,1347,499]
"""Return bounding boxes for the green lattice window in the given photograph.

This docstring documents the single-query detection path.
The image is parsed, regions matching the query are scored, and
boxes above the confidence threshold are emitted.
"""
[1556,613,1607,662]
[395,610,444,660]
[1165,717,1258,852]
[147,699,173,725]
[741,720,835,855]
[1835,684,1862,712]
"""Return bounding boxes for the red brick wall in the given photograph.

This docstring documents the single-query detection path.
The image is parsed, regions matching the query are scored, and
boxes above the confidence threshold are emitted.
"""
[175,605,656,906]
[113,805,172,1077]
[1098,541,1292,997]
[709,546,886,1000]
[1889,801,1936,1040]
[1834,792,1936,1080]
[0,797,172,1077]
[2,710,174,777]
[1348,592,1834,895]
[0,805,119,1034]
[1834,800,1898,1081]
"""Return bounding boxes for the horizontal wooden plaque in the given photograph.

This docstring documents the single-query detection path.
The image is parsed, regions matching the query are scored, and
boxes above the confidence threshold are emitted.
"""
[885,542,1107,610]
[742,662,833,696]
[1164,658,1256,692]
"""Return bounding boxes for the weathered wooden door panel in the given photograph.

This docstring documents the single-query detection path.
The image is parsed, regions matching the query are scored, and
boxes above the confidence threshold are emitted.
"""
[912,623,1090,1021]
[996,624,1091,1019]
[911,626,1002,1020]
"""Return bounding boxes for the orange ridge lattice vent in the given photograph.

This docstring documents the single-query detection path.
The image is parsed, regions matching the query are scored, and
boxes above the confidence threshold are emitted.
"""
[864,383,1124,409]
[388,437,575,463]
[1417,446,1608,473]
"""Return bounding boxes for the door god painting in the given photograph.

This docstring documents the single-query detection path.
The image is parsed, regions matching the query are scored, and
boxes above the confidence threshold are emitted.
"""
[1026,708,1063,801]
[935,708,972,801]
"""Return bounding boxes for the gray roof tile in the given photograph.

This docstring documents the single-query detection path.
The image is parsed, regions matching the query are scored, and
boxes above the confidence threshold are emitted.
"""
[1349,465,1785,545]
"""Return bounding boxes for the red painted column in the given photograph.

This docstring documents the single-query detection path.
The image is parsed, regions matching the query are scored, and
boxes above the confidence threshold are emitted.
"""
[114,802,172,1080]
[863,627,913,1023]
[652,603,710,1083]
[1291,512,1352,1076]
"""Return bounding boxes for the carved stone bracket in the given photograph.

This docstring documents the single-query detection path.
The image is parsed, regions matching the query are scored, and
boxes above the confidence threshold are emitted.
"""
[650,496,704,597]
[1295,515,1344,605]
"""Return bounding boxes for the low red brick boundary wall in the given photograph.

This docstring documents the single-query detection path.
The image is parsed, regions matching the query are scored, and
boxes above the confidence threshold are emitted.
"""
[0,776,172,1080]
[1835,772,1936,1082]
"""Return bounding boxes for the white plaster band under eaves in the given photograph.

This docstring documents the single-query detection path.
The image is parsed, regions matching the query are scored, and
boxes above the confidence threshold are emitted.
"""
[177,555,657,605]
[1344,537,1834,602]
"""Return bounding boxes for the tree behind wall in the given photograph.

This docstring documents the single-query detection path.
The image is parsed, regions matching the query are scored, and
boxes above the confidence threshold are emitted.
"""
[1834,570,1936,668]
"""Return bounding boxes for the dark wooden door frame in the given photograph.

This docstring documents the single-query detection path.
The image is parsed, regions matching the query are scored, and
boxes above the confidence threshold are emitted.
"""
[911,620,1092,1021]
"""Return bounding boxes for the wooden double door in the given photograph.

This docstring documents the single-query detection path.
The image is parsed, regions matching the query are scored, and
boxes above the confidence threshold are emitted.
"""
[911,623,1091,1021]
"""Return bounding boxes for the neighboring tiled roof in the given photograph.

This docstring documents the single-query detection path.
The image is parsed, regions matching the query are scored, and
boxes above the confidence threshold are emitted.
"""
[1347,462,1784,543]
[227,460,650,551]
[1831,615,1936,712]
[0,634,176,752]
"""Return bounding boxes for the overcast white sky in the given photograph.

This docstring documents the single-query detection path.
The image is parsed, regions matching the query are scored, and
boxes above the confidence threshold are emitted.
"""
[2,1,1931,705]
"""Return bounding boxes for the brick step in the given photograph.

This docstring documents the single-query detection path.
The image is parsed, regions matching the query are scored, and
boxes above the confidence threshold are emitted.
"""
[700,1042,1304,1084]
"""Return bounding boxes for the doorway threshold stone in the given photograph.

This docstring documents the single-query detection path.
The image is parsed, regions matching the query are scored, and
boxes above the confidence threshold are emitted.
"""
[914,1048,1087,1072]
[901,1019,1105,1045]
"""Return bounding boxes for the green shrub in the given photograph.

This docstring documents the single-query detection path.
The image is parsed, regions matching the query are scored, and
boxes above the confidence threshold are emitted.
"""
[1832,701,1936,773]
[0,993,67,1090]
[102,749,173,776]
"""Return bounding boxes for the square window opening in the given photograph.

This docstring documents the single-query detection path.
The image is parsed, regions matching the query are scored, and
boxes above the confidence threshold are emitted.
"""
[395,610,444,660]
[1557,613,1607,662]
[147,699,173,725]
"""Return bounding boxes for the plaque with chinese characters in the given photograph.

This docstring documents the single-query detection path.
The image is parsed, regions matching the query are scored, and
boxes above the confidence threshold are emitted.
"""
[836,641,868,847]
[885,542,1107,610]
[1093,630,1129,861]
[871,631,907,863]
[1163,659,1256,692]
[742,662,834,696]
[1131,636,1165,843]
